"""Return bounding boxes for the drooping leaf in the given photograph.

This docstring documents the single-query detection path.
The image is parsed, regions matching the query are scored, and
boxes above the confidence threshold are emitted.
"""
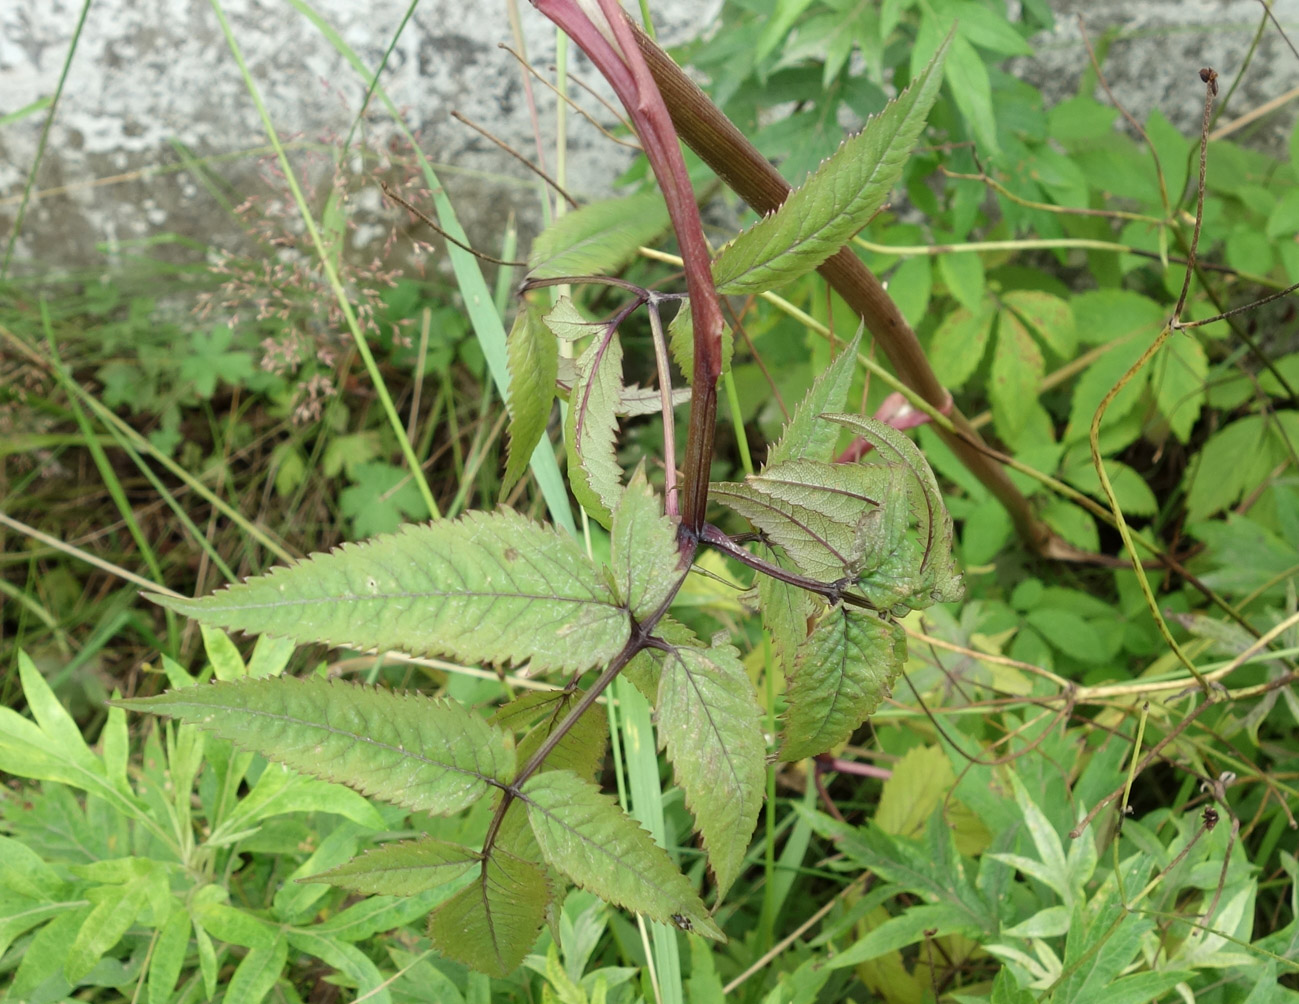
[564,330,625,528]
[611,469,683,620]
[503,301,558,495]
[151,509,630,675]
[528,190,669,279]
[989,311,1045,448]
[712,459,883,582]
[313,839,479,896]
[764,330,861,468]
[520,770,723,940]
[115,677,514,816]
[780,604,905,759]
[667,298,734,382]
[711,40,949,294]
[428,850,550,978]
[656,640,766,899]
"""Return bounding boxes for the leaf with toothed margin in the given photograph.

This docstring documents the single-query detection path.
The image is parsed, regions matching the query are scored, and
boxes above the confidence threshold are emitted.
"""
[427,850,550,978]
[113,677,513,815]
[148,509,631,675]
[528,190,669,280]
[764,330,860,469]
[544,296,602,342]
[759,549,820,680]
[710,39,949,295]
[502,301,558,496]
[521,770,724,940]
[564,329,625,528]
[313,838,480,896]
[610,468,683,621]
[780,603,906,760]
[656,638,765,900]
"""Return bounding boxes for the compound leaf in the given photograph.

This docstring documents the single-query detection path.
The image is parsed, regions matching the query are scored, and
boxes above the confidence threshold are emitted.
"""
[528,190,669,279]
[152,509,630,675]
[521,770,723,940]
[764,331,861,469]
[565,331,625,528]
[313,839,479,896]
[657,640,766,899]
[428,851,549,978]
[711,41,949,294]
[611,469,683,620]
[502,301,558,495]
[116,676,514,816]
[780,603,905,760]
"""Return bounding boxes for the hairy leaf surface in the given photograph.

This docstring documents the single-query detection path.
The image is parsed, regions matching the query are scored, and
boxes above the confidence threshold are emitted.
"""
[657,639,765,899]
[427,851,549,978]
[521,770,723,940]
[116,677,513,815]
[611,470,682,620]
[781,604,905,760]
[502,301,558,494]
[711,42,948,294]
[764,331,860,468]
[153,510,630,674]
[528,190,669,279]
[314,839,479,896]
[564,331,625,528]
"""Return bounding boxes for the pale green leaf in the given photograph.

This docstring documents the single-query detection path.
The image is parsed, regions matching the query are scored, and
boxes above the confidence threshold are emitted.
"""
[503,301,558,495]
[759,556,817,680]
[711,41,949,294]
[428,850,550,978]
[875,745,954,839]
[826,902,976,969]
[528,190,669,279]
[929,306,994,389]
[990,311,1045,447]
[148,908,190,1004]
[0,836,63,901]
[152,509,630,674]
[66,879,149,981]
[17,651,100,775]
[544,296,601,342]
[1152,332,1207,443]
[657,640,766,899]
[1184,415,1276,522]
[764,331,860,469]
[314,839,478,896]
[942,33,999,156]
[224,935,288,1004]
[521,770,723,940]
[1001,290,1075,359]
[667,298,734,381]
[780,604,905,760]
[116,676,514,816]
[565,330,625,528]
[611,468,683,620]
[937,252,986,313]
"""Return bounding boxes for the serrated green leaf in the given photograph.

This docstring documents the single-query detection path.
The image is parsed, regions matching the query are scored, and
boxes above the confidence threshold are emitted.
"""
[528,190,669,279]
[611,468,683,620]
[929,305,994,388]
[565,330,625,528]
[1001,290,1075,359]
[656,640,765,899]
[711,41,949,294]
[543,296,601,341]
[990,311,1045,447]
[764,331,861,468]
[428,851,549,978]
[521,770,723,940]
[667,299,734,381]
[116,676,514,815]
[314,839,478,896]
[503,301,558,495]
[1183,415,1277,523]
[759,554,817,679]
[151,509,630,674]
[780,604,905,759]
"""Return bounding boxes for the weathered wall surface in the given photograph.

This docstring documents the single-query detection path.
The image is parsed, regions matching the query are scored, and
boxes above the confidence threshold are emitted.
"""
[2,0,1298,276]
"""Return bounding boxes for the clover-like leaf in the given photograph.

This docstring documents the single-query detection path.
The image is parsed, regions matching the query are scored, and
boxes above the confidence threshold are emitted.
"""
[502,301,558,495]
[711,41,949,294]
[611,469,683,620]
[314,839,479,896]
[151,509,630,675]
[521,770,723,940]
[657,639,765,899]
[780,604,905,760]
[564,330,625,528]
[115,677,513,815]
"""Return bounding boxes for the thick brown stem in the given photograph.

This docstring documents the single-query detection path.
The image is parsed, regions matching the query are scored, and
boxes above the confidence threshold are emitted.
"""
[629,21,1053,553]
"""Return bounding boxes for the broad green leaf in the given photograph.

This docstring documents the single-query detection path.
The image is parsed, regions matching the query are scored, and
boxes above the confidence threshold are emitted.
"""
[711,41,949,294]
[528,190,669,279]
[1062,333,1150,445]
[65,879,150,982]
[564,330,625,528]
[667,298,734,381]
[521,770,723,940]
[780,604,905,759]
[152,509,630,674]
[1184,415,1278,522]
[875,745,954,839]
[428,851,550,978]
[712,459,883,582]
[657,640,765,899]
[611,469,683,620]
[929,306,994,389]
[941,32,999,156]
[937,252,986,313]
[224,935,288,1004]
[503,301,558,495]
[0,836,63,901]
[1001,290,1075,359]
[1152,332,1207,443]
[9,904,88,999]
[314,839,478,896]
[116,676,514,816]
[990,311,1045,447]
[764,331,861,468]
[17,652,100,775]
